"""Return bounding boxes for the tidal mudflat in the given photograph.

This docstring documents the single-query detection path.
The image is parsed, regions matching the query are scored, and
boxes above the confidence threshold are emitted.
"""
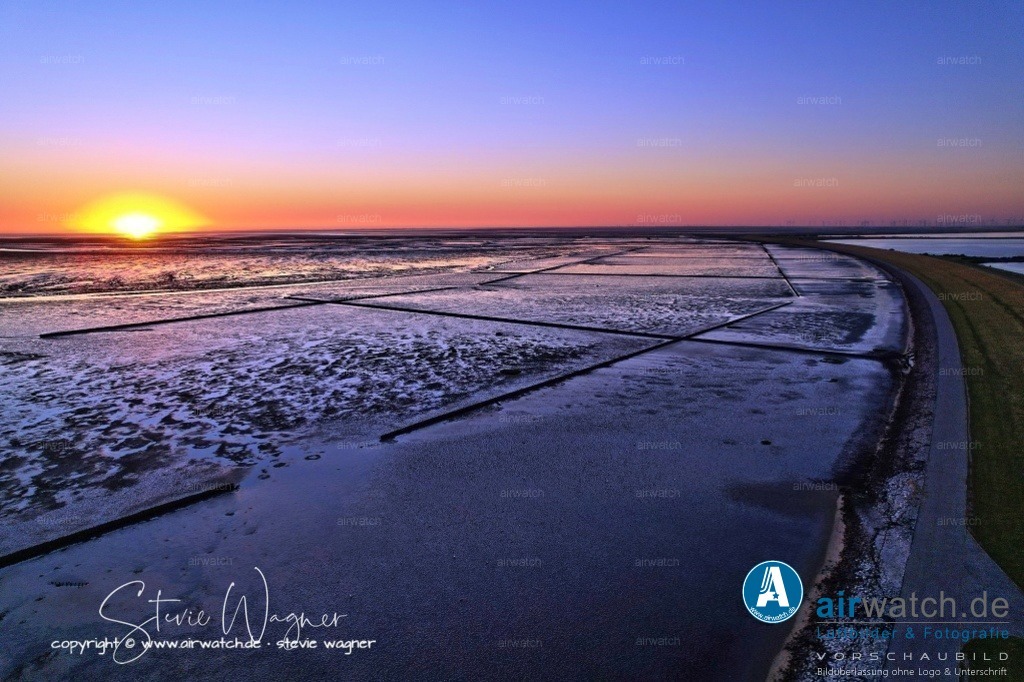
[0,234,905,680]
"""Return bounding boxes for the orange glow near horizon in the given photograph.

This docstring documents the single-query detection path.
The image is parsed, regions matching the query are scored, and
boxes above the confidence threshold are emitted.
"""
[0,151,1019,234]
[68,193,209,238]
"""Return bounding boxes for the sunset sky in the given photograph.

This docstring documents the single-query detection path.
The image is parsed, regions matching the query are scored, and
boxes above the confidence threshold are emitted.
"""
[1,0,1022,233]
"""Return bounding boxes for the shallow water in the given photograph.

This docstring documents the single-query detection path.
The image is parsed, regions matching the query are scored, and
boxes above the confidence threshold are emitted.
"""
[827,236,1024,258]
[985,262,1024,275]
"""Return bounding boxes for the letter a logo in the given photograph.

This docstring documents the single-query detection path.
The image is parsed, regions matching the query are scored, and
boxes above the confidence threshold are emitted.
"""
[742,560,803,623]
[755,565,790,608]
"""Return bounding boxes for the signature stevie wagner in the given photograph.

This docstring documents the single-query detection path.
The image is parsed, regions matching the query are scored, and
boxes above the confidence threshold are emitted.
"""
[98,566,349,664]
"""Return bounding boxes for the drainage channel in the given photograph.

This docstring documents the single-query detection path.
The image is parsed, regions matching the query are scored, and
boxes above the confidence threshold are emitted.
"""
[759,242,802,297]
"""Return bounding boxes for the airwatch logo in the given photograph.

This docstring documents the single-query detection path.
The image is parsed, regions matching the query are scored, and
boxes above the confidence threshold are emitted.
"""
[742,560,803,623]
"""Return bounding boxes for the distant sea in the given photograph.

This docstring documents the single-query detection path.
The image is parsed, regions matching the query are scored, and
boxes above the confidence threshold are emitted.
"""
[826,232,1024,274]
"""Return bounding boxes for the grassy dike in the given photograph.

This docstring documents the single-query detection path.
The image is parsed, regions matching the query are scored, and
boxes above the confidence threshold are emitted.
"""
[794,241,1024,679]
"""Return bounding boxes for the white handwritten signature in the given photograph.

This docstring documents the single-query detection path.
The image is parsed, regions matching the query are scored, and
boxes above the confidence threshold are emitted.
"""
[98,567,346,664]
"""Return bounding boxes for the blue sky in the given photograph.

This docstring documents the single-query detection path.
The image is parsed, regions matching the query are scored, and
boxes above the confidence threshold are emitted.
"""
[1,0,1022,229]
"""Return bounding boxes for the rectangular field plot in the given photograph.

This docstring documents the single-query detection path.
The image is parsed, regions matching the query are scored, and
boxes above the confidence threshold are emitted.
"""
[625,245,769,259]
[494,272,794,298]
[482,249,625,272]
[0,272,500,338]
[360,274,791,337]
[564,255,780,277]
[280,271,497,300]
[0,303,652,520]
[766,245,887,280]
[696,287,906,354]
[0,288,305,338]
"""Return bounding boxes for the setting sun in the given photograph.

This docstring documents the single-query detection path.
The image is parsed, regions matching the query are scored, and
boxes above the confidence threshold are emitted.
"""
[112,213,161,239]
[69,193,208,238]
